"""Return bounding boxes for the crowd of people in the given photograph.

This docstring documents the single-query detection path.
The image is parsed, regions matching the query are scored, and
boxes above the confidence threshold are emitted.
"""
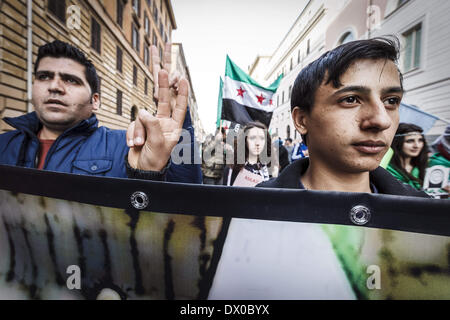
[1,37,448,199]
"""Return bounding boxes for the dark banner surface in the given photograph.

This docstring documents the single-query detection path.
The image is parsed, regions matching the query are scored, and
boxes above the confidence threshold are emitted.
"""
[0,165,449,299]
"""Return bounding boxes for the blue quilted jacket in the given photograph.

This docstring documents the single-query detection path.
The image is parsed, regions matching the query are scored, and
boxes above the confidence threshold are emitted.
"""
[0,111,202,183]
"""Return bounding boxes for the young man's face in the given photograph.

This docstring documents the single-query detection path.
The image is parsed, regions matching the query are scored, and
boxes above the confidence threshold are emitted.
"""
[32,57,99,133]
[293,59,403,173]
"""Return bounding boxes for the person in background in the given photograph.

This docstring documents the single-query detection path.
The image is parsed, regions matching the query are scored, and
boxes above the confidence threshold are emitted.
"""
[429,124,450,168]
[291,138,309,162]
[223,122,271,186]
[429,125,450,194]
[284,138,294,163]
[202,127,232,185]
[387,123,429,190]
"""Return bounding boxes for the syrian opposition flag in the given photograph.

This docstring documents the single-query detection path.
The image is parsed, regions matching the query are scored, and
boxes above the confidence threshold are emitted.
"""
[221,55,282,127]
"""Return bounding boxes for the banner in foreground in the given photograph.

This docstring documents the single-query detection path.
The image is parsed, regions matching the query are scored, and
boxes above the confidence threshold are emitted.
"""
[0,165,449,299]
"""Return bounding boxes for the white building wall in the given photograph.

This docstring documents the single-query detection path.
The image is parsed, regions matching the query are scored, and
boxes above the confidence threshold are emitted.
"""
[371,0,450,136]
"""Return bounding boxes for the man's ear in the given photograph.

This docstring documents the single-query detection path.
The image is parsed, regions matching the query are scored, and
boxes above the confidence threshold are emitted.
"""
[91,93,100,111]
[292,106,308,135]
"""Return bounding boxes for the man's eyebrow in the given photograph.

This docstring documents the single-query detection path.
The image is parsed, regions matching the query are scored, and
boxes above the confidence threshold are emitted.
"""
[381,87,403,95]
[35,70,54,76]
[332,85,404,97]
[332,86,371,97]
[59,73,84,83]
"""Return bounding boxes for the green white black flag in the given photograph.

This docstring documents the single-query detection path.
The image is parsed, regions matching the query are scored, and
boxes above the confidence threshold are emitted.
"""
[221,55,282,127]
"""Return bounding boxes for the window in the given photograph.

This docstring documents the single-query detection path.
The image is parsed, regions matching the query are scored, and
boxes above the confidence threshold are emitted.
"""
[91,18,101,53]
[117,90,123,115]
[288,85,292,99]
[132,0,140,17]
[339,32,354,45]
[116,46,123,72]
[277,95,279,107]
[286,125,291,139]
[144,46,149,66]
[146,0,152,7]
[144,14,150,36]
[117,0,123,27]
[159,20,164,37]
[297,50,301,64]
[290,57,293,71]
[307,39,310,55]
[145,78,148,95]
[133,65,138,86]
[132,23,140,53]
[403,24,422,72]
[152,32,157,46]
[48,0,66,23]
[131,106,138,122]
[282,91,285,104]
[153,2,158,21]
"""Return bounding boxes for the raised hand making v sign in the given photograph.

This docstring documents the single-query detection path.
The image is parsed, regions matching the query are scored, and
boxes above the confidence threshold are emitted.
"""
[127,43,189,172]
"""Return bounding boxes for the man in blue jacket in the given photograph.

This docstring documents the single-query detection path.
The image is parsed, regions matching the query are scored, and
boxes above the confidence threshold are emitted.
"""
[0,40,202,183]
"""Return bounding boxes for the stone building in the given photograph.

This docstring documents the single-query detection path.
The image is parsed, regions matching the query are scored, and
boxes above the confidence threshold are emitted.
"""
[171,42,206,143]
[0,0,204,135]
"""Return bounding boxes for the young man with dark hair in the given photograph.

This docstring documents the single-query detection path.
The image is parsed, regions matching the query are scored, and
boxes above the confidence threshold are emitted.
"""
[0,40,201,182]
[259,37,426,197]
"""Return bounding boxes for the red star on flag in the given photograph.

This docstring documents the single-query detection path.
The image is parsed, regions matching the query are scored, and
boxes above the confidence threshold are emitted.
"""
[269,99,273,105]
[236,87,246,98]
[256,93,265,105]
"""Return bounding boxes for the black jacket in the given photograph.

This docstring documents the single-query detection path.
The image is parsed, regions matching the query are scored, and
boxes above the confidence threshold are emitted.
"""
[258,158,429,197]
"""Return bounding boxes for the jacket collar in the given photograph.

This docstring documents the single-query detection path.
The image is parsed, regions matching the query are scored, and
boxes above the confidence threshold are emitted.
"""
[269,157,428,197]
[3,111,99,137]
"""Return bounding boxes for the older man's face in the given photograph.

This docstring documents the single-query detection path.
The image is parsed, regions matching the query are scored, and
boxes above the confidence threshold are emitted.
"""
[32,57,99,134]
[294,59,403,173]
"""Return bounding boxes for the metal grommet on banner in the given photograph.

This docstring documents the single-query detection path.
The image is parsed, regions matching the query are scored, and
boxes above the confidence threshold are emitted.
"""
[349,205,371,225]
[130,191,149,210]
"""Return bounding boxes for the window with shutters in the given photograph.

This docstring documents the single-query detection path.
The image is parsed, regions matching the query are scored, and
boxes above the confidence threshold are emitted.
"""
[153,2,158,21]
[48,0,66,23]
[132,0,141,17]
[116,46,123,73]
[402,24,422,72]
[144,14,150,36]
[116,0,123,27]
[153,32,157,46]
[145,78,148,95]
[91,18,101,53]
[144,46,149,66]
[132,23,140,53]
[133,65,138,86]
[117,90,123,115]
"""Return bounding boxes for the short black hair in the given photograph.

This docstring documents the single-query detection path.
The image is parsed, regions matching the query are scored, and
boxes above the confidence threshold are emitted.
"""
[34,40,99,95]
[291,36,402,114]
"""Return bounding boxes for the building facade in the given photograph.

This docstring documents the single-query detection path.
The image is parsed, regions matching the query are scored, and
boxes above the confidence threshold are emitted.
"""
[249,0,450,140]
[171,42,205,143]
[249,0,346,140]
[0,0,203,136]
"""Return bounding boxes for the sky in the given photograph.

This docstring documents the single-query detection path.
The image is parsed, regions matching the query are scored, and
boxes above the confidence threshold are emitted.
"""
[171,0,308,135]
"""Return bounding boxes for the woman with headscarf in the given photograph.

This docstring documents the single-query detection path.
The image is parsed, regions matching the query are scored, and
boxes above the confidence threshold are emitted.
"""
[387,123,429,190]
